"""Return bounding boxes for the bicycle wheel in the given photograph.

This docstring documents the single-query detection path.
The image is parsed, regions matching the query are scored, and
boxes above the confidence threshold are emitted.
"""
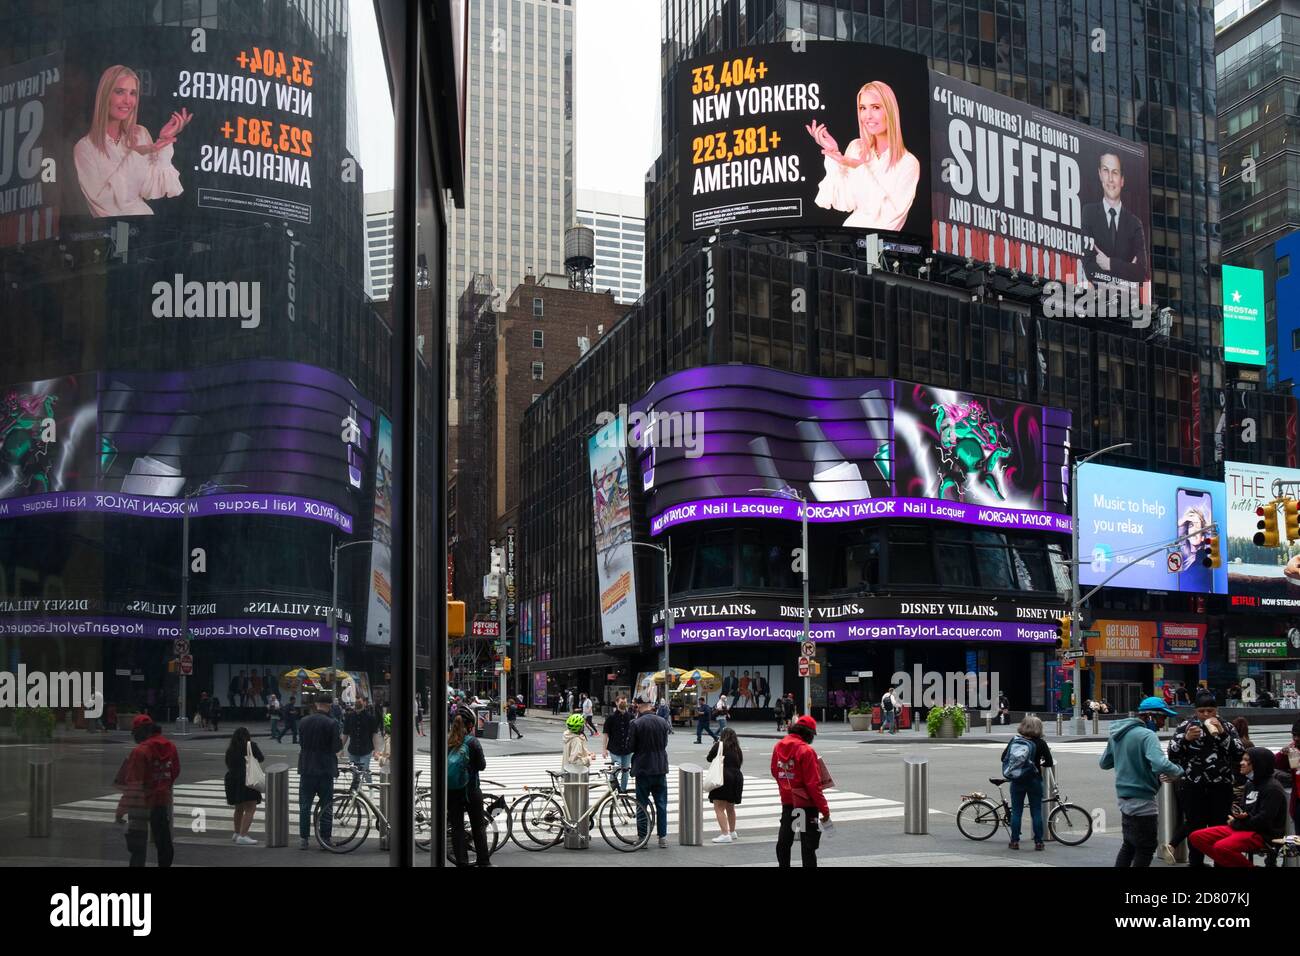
[1048,802,1093,846]
[414,790,433,852]
[956,799,1001,841]
[482,793,511,855]
[445,816,499,865]
[316,792,369,852]
[510,792,564,851]
[598,792,652,852]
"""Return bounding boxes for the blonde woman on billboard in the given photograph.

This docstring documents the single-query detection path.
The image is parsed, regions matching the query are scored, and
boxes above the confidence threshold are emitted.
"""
[74,65,191,217]
[805,80,919,231]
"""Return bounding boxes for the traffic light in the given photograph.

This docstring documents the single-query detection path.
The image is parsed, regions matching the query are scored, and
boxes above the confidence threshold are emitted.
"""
[1201,531,1222,568]
[1255,503,1280,547]
[504,657,512,673]
[1285,498,1300,542]
[1055,614,1072,650]
[447,598,466,638]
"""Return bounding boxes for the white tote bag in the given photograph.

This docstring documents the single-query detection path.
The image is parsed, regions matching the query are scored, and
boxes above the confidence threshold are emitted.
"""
[245,740,266,792]
[703,737,726,792]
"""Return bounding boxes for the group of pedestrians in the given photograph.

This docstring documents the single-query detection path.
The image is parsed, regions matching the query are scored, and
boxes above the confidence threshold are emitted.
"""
[1097,692,1299,867]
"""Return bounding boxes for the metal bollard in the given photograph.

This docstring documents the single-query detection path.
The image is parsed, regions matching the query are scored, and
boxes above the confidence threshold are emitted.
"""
[378,767,391,851]
[903,756,928,834]
[1040,766,1057,842]
[1157,778,1187,863]
[985,715,992,733]
[28,756,53,838]
[563,770,590,849]
[264,763,290,847]
[1091,714,1099,735]
[678,764,704,846]
[1055,714,1063,736]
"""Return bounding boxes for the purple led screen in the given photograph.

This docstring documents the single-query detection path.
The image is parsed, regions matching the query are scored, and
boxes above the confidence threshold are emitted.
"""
[629,366,1070,534]
[654,619,1058,646]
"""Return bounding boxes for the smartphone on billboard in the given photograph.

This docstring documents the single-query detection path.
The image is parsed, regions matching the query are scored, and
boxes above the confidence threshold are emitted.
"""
[1175,488,1213,593]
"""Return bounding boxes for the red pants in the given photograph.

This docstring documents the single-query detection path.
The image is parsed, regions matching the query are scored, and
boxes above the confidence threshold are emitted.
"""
[1187,826,1266,867]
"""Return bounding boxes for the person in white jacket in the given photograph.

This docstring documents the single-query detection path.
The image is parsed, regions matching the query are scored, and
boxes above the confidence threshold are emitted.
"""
[74,65,190,218]
[805,80,919,231]
[562,713,595,775]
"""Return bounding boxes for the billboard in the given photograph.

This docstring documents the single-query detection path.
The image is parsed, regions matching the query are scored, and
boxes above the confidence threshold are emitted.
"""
[0,360,375,532]
[1088,620,1206,664]
[1224,461,1300,608]
[0,53,62,246]
[676,41,932,236]
[1222,265,1266,366]
[628,365,1071,535]
[365,415,393,645]
[929,71,1151,299]
[588,415,639,647]
[60,28,335,232]
[1077,463,1227,594]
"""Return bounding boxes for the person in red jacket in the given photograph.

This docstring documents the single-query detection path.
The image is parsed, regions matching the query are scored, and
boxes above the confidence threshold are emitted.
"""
[1276,718,1300,835]
[114,715,181,867]
[771,715,831,867]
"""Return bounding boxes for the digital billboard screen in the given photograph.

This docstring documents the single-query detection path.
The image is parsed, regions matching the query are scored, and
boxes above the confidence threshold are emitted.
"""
[0,53,62,247]
[1222,265,1266,366]
[1077,463,1227,594]
[929,70,1151,300]
[676,41,932,236]
[628,365,1071,536]
[1225,461,1300,609]
[589,414,639,647]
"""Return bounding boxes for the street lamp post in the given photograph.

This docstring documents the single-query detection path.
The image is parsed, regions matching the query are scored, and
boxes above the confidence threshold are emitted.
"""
[176,483,245,737]
[329,539,377,674]
[1070,443,1132,732]
[749,487,811,717]
[631,540,671,707]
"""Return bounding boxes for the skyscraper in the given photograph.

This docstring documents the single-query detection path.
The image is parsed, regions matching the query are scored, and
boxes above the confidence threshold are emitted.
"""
[447,0,576,422]
[365,189,396,300]
[576,188,646,303]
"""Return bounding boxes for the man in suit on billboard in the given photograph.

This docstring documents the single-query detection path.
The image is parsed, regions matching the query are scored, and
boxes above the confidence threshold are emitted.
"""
[1079,151,1150,298]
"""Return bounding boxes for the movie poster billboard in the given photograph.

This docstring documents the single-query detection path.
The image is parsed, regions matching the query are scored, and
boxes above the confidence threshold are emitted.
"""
[1078,464,1227,594]
[588,415,639,647]
[929,70,1151,300]
[365,414,392,645]
[0,53,62,246]
[1225,461,1300,609]
[676,41,932,236]
[0,375,96,500]
[60,28,334,232]
[628,365,1071,536]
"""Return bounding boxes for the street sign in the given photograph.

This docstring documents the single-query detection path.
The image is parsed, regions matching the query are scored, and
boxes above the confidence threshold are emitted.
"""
[845,675,860,683]
[1081,629,1100,640]
[179,654,193,676]
[471,619,500,637]
[800,641,816,659]
[798,657,810,678]
[1166,550,1183,573]
[173,638,190,657]
[1062,649,1088,662]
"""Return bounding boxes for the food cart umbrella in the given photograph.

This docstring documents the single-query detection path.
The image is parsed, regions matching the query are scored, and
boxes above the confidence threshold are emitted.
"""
[283,667,320,682]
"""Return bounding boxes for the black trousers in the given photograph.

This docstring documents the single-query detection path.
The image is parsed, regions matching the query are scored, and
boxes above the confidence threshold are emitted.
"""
[126,805,174,867]
[1171,782,1234,866]
[1115,812,1158,868]
[449,787,490,867]
[776,804,822,868]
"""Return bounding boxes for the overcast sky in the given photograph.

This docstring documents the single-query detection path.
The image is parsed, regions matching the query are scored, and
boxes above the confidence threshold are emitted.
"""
[351,0,661,201]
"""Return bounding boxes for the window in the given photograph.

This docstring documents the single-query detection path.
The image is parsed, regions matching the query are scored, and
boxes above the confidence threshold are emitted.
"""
[533,330,544,348]
[532,361,544,380]
[1292,328,1300,352]
[533,297,544,316]
[1280,255,1291,279]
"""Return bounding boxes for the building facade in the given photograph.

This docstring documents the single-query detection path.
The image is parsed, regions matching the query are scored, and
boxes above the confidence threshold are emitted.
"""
[576,188,646,303]
[365,189,396,301]
[446,0,576,424]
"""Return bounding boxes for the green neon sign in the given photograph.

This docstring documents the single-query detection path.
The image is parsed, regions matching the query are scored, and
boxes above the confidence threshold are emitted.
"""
[1223,264,1265,366]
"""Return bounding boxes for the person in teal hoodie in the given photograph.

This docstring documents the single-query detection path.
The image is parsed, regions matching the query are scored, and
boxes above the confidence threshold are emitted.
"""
[1099,696,1183,867]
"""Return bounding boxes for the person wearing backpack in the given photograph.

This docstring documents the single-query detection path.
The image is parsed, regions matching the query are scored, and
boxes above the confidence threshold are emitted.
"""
[1000,715,1054,851]
[447,707,490,866]
[879,685,897,734]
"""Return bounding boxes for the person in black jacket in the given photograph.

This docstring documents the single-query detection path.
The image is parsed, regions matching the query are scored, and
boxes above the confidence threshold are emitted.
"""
[601,696,634,792]
[297,696,342,850]
[1188,748,1288,867]
[629,695,670,847]
[1080,152,1149,288]
[707,727,744,843]
[224,727,264,846]
[447,707,490,866]
[1163,689,1246,866]
[1001,715,1054,851]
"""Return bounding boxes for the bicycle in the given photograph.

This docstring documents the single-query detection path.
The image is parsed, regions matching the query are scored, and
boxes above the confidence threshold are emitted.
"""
[509,766,652,852]
[315,762,390,853]
[432,776,513,863]
[956,775,1093,846]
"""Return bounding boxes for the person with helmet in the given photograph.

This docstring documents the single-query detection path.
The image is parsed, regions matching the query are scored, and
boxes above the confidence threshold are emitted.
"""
[563,712,594,776]
[771,714,831,867]
[1099,696,1183,867]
